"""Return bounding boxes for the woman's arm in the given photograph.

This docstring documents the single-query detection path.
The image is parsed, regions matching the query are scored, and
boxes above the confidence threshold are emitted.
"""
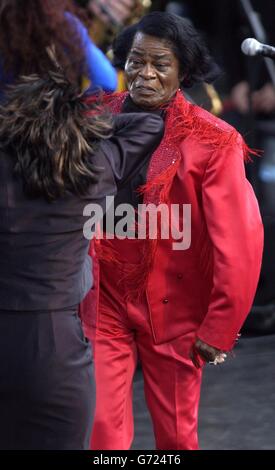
[98,112,164,188]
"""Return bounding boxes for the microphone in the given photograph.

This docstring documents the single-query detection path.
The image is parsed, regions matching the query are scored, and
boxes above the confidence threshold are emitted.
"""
[241,38,275,59]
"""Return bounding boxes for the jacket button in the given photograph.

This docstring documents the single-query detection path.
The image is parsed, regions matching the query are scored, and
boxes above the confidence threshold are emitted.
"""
[163,299,169,304]
[177,273,183,279]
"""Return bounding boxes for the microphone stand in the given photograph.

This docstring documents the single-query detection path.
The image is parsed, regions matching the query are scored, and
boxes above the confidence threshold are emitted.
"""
[240,0,275,333]
[238,0,275,197]
[240,0,275,86]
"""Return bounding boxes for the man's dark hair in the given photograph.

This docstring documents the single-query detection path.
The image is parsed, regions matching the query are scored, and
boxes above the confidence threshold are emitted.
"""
[112,11,219,88]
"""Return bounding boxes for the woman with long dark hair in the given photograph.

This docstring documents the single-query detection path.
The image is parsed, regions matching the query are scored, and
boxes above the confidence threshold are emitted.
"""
[0,58,163,449]
[0,0,117,94]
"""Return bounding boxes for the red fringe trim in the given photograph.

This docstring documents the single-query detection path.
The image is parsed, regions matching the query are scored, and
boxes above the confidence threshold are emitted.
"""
[242,141,262,163]
[92,91,258,300]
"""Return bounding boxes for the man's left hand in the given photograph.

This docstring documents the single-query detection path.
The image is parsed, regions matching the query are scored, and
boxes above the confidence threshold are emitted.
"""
[191,338,226,368]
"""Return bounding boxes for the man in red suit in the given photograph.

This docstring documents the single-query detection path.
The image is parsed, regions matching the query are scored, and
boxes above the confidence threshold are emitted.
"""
[81,11,263,449]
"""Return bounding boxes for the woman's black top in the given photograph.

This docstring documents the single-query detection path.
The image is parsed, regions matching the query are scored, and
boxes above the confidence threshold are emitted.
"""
[0,113,164,312]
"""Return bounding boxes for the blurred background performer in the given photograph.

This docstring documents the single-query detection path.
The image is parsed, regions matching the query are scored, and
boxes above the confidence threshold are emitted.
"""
[0,59,164,449]
[0,0,117,97]
[83,12,264,450]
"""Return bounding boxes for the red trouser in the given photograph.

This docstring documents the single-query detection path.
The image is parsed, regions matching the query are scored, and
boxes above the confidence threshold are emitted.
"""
[91,240,203,450]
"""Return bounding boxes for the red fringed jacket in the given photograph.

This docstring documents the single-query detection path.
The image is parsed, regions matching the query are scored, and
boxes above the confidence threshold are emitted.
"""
[80,91,263,352]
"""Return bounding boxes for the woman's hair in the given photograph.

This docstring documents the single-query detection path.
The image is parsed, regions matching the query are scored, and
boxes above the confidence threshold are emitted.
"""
[0,53,113,201]
[0,0,88,86]
[112,11,219,88]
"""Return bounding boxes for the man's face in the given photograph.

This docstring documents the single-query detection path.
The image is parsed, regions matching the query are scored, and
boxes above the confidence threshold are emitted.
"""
[125,32,181,110]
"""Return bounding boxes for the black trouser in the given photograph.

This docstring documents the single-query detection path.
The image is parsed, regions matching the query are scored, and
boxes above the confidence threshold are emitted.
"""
[0,310,94,450]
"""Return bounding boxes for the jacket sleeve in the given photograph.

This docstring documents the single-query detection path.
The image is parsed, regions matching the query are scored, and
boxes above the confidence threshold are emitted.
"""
[197,131,264,351]
[81,35,117,93]
[99,112,164,189]
[65,12,117,92]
